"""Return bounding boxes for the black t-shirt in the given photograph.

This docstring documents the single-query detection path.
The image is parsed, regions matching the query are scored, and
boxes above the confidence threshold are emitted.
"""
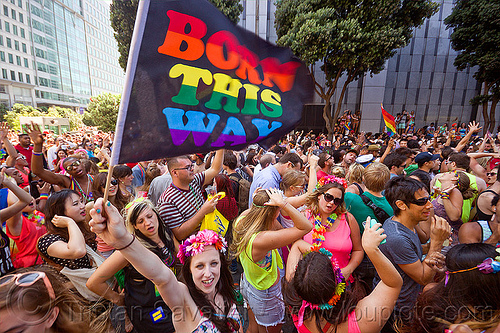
[0,229,14,276]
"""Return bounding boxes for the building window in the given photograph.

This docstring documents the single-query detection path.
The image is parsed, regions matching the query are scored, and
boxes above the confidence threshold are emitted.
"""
[14,40,19,50]
[22,42,26,52]
[23,58,27,67]
[6,37,11,48]
[0,36,2,46]
[18,72,23,82]
[20,28,24,38]
[12,25,17,35]
[11,9,16,20]
[19,13,23,23]
[3,6,8,17]
[10,70,15,80]
[0,51,4,61]
[16,55,21,66]
[5,22,10,32]
[2,69,7,79]
[8,53,13,63]
[26,74,30,83]
[18,0,22,9]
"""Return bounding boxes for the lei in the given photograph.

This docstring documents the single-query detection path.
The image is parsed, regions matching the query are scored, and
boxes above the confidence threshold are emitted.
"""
[23,210,45,225]
[311,213,336,251]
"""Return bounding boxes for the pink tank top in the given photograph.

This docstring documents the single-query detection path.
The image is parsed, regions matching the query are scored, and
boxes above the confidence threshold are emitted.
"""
[303,212,353,271]
[291,310,360,333]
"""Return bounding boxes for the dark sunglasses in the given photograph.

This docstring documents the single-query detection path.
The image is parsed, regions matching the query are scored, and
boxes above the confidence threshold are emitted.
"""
[487,172,497,177]
[408,196,431,206]
[323,193,343,206]
[103,179,118,187]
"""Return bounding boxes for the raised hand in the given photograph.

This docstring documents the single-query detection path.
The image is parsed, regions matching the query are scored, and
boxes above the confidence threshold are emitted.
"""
[264,188,286,207]
[0,122,9,141]
[25,122,44,145]
[89,198,130,249]
[468,121,482,134]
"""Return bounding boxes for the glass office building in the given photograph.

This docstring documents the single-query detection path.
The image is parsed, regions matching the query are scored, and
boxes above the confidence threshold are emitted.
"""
[238,0,483,132]
[0,0,124,110]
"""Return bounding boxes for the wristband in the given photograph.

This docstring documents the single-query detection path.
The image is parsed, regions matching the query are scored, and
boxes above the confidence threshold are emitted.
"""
[281,201,289,210]
[32,151,43,156]
[39,193,49,200]
[116,234,136,251]
[440,192,450,200]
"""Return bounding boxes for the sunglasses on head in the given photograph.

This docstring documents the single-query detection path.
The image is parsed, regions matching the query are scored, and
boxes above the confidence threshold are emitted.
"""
[323,193,343,206]
[0,272,55,300]
[408,195,431,206]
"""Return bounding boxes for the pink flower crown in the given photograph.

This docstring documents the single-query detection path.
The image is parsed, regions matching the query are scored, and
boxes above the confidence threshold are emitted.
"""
[316,175,348,190]
[177,229,227,264]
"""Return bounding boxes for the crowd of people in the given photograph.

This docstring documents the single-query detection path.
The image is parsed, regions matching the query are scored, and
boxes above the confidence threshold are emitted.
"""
[0,117,500,333]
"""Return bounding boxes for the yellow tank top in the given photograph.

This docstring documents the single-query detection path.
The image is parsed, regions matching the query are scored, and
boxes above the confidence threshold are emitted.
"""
[435,171,478,223]
[239,232,283,290]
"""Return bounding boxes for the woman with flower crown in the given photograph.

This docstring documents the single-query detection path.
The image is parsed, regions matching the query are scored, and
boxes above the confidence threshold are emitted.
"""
[302,175,364,282]
[89,198,243,333]
[231,188,313,333]
[284,218,403,333]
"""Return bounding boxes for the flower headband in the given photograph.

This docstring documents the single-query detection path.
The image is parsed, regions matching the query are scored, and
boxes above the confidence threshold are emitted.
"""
[297,248,346,326]
[177,229,227,264]
[444,248,500,286]
[316,175,348,190]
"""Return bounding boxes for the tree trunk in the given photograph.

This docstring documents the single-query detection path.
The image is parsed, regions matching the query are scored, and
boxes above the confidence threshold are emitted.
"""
[489,97,499,133]
[322,95,334,140]
[333,76,353,124]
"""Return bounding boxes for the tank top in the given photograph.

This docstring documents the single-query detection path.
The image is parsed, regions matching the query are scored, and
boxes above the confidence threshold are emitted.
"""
[435,171,478,223]
[239,232,283,290]
[475,190,498,221]
[477,220,500,247]
[291,310,361,333]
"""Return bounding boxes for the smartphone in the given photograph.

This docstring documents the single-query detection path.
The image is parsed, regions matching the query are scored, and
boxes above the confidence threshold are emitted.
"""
[369,217,386,244]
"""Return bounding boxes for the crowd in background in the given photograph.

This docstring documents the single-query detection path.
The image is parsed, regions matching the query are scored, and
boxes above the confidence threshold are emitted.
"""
[1,114,500,333]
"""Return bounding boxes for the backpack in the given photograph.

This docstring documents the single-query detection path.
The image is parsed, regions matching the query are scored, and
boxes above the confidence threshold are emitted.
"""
[359,194,390,225]
[229,173,250,214]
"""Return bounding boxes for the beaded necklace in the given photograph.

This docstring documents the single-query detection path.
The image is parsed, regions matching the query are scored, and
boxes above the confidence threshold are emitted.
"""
[171,183,202,211]
[311,213,337,251]
[71,175,93,202]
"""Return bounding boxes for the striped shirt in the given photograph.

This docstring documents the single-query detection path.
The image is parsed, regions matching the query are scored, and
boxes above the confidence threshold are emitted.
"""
[157,173,205,235]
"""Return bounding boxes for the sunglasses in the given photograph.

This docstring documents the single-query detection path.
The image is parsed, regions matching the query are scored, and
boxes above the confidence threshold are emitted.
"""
[174,164,194,172]
[102,179,118,187]
[0,272,55,300]
[408,196,431,206]
[65,160,81,171]
[487,172,498,177]
[323,193,343,206]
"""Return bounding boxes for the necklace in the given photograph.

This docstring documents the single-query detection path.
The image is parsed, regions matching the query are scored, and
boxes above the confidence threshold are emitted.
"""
[72,175,93,202]
[311,213,337,251]
[172,183,202,211]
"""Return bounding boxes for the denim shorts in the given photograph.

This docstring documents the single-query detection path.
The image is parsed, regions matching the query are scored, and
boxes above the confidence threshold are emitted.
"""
[240,268,285,327]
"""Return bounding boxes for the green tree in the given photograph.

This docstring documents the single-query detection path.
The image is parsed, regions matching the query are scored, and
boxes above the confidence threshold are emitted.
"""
[445,0,500,134]
[275,0,439,138]
[84,93,121,132]
[4,104,84,131]
[110,0,244,71]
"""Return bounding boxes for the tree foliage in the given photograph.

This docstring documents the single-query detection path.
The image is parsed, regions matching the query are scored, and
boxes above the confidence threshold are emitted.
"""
[4,104,84,131]
[110,0,244,72]
[275,0,439,137]
[83,93,121,132]
[445,0,500,134]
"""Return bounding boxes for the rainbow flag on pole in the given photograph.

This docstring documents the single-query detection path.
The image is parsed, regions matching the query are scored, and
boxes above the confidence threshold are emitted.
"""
[381,104,396,137]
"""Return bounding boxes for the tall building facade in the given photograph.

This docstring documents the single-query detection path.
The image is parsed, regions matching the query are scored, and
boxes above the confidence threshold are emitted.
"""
[239,0,484,133]
[0,0,124,111]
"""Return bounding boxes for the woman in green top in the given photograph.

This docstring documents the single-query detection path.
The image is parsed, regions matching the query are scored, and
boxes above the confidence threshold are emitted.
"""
[231,188,312,333]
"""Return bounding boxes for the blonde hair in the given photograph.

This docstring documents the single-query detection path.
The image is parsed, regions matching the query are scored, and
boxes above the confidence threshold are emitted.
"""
[280,169,307,192]
[347,163,364,184]
[231,190,279,258]
[363,162,390,192]
[331,166,346,178]
[305,183,346,216]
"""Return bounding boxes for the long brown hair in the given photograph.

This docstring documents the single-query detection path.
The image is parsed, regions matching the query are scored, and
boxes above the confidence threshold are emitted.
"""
[230,190,279,258]
[44,189,97,248]
[92,172,129,213]
[305,183,346,216]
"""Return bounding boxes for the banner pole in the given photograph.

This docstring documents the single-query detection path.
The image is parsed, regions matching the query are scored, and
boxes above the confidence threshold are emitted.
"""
[103,165,115,205]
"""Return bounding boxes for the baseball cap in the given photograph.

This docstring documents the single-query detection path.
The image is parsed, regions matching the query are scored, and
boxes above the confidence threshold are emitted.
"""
[414,152,440,164]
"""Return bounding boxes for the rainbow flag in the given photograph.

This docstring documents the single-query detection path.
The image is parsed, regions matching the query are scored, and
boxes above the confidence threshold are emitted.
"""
[381,104,396,136]
[344,122,351,133]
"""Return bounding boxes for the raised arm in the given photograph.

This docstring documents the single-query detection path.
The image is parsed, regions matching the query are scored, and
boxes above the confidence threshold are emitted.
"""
[25,123,70,187]
[0,123,19,167]
[285,239,313,281]
[251,189,312,261]
[287,154,319,208]
[204,149,224,186]
[378,138,395,164]
[455,121,482,152]
[46,216,87,259]
[2,173,33,230]
[89,199,190,312]
[355,217,403,333]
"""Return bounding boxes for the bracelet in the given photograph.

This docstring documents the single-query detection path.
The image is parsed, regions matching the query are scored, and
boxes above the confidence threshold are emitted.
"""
[116,234,136,251]
[32,151,43,156]
[281,201,289,210]
[39,193,49,200]
[440,192,450,200]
